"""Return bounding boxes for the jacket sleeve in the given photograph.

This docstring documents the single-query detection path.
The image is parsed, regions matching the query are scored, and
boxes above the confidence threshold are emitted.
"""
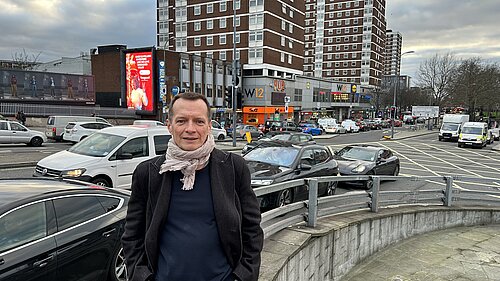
[121,162,154,281]
[232,154,264,281]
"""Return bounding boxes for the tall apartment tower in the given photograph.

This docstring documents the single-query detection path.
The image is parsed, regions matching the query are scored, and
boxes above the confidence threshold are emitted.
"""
[304,0,386,88]
[156,0,305,79]
[384,30,402,76]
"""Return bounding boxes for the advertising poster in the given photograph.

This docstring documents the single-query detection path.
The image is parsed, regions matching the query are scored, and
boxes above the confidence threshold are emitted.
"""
[0,69,95,102]
[125,51,153,112]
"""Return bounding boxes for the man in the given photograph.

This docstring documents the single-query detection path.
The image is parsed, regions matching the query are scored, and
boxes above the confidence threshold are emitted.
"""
[122,92,263,281]
[10,75,17,97]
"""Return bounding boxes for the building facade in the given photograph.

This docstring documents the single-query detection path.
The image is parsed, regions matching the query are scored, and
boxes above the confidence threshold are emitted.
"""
[383,30,402,76]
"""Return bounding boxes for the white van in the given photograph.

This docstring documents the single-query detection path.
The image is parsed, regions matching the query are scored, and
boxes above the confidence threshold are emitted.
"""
[458,122,489,148]
[439,114,469,141]
[46,115,110,141]
[35,125,171,189]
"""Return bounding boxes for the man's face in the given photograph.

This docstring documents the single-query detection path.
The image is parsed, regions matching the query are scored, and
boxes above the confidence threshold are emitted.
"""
[167,98,211,151]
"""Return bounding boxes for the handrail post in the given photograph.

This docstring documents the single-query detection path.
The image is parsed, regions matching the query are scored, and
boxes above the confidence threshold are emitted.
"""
[444,176,454,207]
[306,178,318,227]
[370,176,380,212]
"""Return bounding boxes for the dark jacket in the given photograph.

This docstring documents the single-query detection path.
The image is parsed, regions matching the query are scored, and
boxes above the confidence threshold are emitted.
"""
[122,149,264,281]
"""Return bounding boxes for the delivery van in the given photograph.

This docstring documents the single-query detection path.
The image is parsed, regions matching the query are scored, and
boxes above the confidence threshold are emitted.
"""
[46,115,110,141]
[457,122,489,148]
[439,114,469,141]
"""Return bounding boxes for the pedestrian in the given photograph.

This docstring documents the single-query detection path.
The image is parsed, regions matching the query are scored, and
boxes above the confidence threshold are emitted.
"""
[10,75,17,97]
[121,92,264,281]
[31,76,37,98]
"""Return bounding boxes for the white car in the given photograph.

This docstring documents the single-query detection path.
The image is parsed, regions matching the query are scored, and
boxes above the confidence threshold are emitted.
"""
[133,120,165,127]
[0,120,47,146]
[324,124,347,134]
[212,120,227,140]
[34,125,171,188]
[63,121,113,143]
[341,120,360,133]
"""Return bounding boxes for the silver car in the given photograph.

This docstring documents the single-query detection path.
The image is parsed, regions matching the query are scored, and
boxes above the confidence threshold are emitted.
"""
[0,120,47,146]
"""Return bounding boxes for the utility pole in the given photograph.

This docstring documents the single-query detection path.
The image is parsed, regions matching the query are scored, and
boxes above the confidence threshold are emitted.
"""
[231,1,238,147]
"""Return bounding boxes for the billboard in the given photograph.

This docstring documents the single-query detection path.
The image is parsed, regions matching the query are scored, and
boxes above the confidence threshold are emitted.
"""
[0,69,95,103]
[125,50,154,113]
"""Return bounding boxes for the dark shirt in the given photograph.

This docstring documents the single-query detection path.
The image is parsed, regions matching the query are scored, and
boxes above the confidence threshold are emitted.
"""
[156,165,233,281]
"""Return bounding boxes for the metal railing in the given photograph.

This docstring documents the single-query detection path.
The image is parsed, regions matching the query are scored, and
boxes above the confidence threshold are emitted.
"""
[255,175,500,238]
[0,102,137,119]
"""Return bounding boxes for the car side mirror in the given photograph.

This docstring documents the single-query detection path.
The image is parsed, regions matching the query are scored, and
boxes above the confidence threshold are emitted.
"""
[299,163,312,170]
[116,153,133,160]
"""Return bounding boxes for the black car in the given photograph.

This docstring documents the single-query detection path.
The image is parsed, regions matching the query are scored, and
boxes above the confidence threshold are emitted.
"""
[0,178,129,281]
[244,142,338,209]
[241,132,316,155]
[334,145,400,188]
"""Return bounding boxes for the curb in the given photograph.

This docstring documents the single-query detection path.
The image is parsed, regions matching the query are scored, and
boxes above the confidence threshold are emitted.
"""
[385,131,437,141]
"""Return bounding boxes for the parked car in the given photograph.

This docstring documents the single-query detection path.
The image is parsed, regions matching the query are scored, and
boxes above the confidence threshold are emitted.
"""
[133,120,164,127]
[211,120,227,140]
[45,115,110,141]
[244,142,338,209]
[324,123,347,134]
[241,132,316,155]
[0,120,47,146]
[263,120,300,135]
[34,125,171,188]
[299,123,323,135]
[63,121,113,143]
[234,124,264,140]
[0,178,129,281]
[333,144,400,189]
[341,120,360,133]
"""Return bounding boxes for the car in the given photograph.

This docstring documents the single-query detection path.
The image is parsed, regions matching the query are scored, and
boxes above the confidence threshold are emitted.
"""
[63,121,113,143]
[234,124,263,140]
[0,178,129,281]
[132,120,164,127]
[0,114,7,120]
[45,115,110,141]
[299,123,323,135]
[211,120,227,140]
[263,120,301,135]
[490,127,500,141]
[334,144,400,189]
[458,122,489,148]
[241,132,316,155]
[244,142,338,209]
[0,120,47,147]
[324,123,347,134]
[34,125,171,188]
[341,120,360,133]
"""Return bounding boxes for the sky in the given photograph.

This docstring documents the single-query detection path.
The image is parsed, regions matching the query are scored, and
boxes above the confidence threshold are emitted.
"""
[1,0,499,84]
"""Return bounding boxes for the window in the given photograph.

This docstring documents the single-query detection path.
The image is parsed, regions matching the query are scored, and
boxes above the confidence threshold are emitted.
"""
[289,10,294,18]
[112,137,149,159]
[288,54,292,64]
[288,24,293,33]
[234,33,240,43]
[207,36,213,45]
[53,196,106,231]
[235,16,240,26]
[219,51,226,60]
[233,0,240,10]
[219,34,226,44]
[280,52,285,62]
[195,83,201,93]
[282,3,286,14]
[281,36,285,46]
[220,1,227,12]
[0,202,46,252]
[288,41,293,48]
[249,31,263,42]
[249,14,263,25]
[194,5,201,15]
[207,20,213,29]
[249,48,263,58]
[154,135,171,155]
[194,37,201,46]
[206,84,213,97]
[207,3,213,13]
[281,21,286,30]
[220,18,227,29]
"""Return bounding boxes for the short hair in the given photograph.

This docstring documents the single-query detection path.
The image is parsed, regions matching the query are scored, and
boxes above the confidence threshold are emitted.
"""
[168,92,211,121]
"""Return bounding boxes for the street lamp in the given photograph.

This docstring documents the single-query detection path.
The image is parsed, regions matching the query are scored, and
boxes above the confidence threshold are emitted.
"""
[391,50,415,139]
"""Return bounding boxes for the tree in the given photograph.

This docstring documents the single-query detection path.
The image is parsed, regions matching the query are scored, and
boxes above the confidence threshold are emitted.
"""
[416,53,456,106]
[11,48,41,70]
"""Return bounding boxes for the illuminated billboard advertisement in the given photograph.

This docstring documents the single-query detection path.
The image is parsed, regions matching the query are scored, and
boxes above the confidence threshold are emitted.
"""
[125,51,154,112]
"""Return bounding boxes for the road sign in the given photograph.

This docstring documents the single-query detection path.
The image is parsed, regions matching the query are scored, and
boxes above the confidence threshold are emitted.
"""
[284,96,291,103]
[171,86,180,96]
[412,106,439,118]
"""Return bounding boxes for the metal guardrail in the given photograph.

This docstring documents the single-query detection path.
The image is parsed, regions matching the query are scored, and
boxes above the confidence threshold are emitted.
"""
[0,102,137,119]
[256,175,500,238]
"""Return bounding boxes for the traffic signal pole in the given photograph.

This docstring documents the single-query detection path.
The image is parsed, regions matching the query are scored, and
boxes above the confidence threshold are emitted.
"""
[232,3,237,147]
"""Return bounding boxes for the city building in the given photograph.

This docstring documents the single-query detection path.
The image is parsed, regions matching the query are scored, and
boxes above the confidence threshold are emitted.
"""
[383,30,402,76]
[34,54,92,75]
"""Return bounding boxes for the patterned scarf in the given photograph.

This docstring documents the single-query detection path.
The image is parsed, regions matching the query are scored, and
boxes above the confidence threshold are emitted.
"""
[159,134,216,190]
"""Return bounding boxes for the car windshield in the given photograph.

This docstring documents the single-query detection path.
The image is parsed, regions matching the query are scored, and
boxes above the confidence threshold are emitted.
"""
[244,146,299,167]
[337,147,377,162]
[68,132,126,157]
[442,123,459,131]
[462,127,482,135]
[271,134,291,141]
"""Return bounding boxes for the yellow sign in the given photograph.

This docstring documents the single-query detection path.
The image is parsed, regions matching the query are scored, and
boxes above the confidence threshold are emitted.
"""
[246,131,252,143]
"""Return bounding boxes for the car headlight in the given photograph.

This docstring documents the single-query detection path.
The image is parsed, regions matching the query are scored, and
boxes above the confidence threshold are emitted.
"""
[251,179,274,185]
[60,168,86,178]
[351,164,366,173]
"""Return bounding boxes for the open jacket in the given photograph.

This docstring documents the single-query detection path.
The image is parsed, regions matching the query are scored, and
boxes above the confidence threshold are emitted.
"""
[121,149,264,281]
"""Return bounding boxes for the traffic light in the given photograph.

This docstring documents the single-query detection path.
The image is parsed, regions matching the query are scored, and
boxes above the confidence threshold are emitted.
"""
[224,86,233,108]
[236,89,243,109]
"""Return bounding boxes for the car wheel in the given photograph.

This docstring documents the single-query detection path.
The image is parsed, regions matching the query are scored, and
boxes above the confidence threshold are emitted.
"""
[29,137,43,147]
[363,172,374,190]
[217,134,225,141]
[91,177,111,187]
[458,143,462,148]
[324,181,337,196]
[393,165,400,176]
[108,246,127,281]
[275,189,293,207]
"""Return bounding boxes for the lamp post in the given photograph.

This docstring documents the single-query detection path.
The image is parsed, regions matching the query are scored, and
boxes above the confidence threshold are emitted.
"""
[391,50,415,139]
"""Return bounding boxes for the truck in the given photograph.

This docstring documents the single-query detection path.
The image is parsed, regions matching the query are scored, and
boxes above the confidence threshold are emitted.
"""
[439,114,469,141]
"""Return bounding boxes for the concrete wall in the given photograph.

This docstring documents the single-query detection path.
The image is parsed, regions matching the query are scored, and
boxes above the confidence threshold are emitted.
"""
[259,206,500,281]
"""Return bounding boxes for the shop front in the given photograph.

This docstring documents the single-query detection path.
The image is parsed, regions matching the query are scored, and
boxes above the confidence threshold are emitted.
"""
[242,106,295,126]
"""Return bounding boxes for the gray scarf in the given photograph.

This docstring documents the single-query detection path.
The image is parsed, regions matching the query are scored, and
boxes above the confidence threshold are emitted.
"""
[159,134,216,190]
